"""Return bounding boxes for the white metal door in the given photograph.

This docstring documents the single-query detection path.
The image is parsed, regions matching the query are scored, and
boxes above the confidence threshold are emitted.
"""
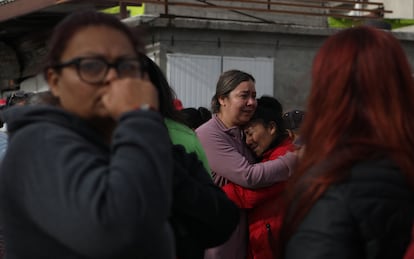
[223,56,274,97]
[167,53,221,108]
[167,53,274,109]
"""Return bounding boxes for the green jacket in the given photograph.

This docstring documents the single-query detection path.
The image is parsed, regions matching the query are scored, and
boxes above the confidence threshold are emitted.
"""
[165,118,212,177]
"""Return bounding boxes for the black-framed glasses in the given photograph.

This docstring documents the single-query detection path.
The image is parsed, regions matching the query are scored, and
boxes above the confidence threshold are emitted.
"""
[52,57,144,85]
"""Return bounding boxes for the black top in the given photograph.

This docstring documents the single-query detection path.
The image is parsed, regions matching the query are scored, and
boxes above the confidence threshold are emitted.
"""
[0,105,175,258]
[286,159,414,259]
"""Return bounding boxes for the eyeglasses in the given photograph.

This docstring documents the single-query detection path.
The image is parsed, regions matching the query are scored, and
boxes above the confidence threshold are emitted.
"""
[52,57,143,85]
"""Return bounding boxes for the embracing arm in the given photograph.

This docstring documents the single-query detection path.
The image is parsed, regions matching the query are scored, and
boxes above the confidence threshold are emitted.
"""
[197,128,297,189]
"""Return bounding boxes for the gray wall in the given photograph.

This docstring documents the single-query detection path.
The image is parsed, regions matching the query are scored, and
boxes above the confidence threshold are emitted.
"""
[145,24,328,111]
[142,19,414,111]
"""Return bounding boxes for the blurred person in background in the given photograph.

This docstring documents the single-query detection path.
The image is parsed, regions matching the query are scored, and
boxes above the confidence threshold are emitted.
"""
[5,91,33,107]
[142,54,239,259]
[180,106,212,130]
[0,90,34,161]
[283,109,305,145]
[142,55,212,175]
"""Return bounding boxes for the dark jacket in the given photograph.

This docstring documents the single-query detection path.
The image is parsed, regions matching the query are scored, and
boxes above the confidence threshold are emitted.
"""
[404,226,414,259]
[171,145,240,259]
[285,159,414,259]
[0,105,175,259]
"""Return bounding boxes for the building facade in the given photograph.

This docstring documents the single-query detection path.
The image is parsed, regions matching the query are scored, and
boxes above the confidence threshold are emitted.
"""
[0,0,413,111]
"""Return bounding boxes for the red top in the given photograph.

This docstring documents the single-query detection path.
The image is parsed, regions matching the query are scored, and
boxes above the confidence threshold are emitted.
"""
[222,137,294,259]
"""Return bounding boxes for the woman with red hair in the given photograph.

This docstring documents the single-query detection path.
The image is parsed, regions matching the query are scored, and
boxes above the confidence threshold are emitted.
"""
[282,26,414,259]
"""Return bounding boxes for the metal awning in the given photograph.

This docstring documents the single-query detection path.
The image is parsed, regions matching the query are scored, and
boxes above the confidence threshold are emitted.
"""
[0,0,128,42]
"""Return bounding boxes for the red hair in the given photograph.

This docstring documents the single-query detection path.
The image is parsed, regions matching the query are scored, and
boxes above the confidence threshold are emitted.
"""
[282,26,414,241]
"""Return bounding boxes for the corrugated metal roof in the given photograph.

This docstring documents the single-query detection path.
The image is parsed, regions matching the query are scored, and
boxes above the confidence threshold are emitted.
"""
[0,0,122,41]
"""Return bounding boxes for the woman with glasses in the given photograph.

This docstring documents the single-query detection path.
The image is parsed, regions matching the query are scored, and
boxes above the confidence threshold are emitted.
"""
[0,10,175,258]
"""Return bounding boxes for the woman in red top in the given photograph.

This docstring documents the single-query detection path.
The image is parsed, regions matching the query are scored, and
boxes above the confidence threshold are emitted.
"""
[222,96,295,259]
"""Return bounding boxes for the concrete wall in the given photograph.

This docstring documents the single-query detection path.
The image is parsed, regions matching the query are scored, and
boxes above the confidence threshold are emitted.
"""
[383,0,414,19]
[143,20,331,111]
[140,17,414,111]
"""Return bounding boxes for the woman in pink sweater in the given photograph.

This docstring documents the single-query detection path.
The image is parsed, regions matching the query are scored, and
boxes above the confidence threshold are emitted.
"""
[196,71,298,259]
